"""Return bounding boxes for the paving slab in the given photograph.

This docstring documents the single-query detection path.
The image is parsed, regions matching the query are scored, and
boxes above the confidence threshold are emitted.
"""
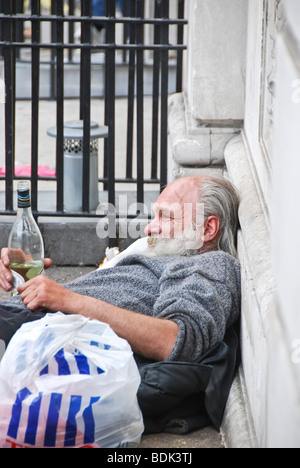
[140,427,223,449]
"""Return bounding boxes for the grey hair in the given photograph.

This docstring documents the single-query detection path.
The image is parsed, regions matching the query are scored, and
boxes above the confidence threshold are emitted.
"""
[197,176,240,258]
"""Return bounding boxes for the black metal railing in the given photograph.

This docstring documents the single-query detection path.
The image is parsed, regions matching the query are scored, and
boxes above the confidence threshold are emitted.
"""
[0,0,187,222]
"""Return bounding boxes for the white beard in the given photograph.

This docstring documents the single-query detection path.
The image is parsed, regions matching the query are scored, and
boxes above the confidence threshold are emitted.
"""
[143,226,203,258]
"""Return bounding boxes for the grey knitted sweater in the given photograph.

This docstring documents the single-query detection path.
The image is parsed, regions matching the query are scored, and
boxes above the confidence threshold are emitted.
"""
[4,251,241,363]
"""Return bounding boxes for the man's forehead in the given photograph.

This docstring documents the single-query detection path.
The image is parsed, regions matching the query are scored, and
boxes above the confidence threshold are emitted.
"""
[157,178,199,205]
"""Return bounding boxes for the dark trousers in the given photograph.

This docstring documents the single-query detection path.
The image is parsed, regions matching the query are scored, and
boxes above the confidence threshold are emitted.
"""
[0,305,46,348]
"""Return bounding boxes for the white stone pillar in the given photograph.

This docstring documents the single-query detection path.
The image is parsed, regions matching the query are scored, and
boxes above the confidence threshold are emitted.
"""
[185,0,247,124]
[168,0,248,181]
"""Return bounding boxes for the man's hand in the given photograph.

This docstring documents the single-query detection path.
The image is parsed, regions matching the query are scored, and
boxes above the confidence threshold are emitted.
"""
[18,276,77,313]
[0,248,52,293]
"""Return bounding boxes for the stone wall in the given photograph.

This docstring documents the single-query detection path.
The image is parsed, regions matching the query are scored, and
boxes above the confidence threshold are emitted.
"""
[169,0,300,447]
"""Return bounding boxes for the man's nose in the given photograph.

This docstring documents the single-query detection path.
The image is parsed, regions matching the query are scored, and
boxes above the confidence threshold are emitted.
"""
[144,219,162,236]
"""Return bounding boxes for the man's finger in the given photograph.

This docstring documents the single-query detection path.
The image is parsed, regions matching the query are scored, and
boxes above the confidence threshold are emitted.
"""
[1,248,10,267]
[21,289,37,306]
[17,276,37,294]
[25,298,45,312]
[43,258,53,270]
[18,281,35,295]
[0,249,13,292]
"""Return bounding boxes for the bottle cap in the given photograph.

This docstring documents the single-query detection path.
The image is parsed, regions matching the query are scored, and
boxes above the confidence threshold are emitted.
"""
[17,181,31,208]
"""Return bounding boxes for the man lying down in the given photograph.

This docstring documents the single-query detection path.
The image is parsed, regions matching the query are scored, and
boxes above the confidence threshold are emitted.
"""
[0,175,241,366]
[0,175,241,433]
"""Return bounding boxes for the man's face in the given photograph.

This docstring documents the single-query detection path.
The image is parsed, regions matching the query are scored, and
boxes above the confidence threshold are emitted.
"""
[144,177,204,256]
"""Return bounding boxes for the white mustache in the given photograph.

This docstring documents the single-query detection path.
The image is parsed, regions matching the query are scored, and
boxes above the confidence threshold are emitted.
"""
[145,227,203,258]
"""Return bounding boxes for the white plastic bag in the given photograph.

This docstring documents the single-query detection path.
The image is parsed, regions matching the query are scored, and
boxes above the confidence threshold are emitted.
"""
[0,313,144,448]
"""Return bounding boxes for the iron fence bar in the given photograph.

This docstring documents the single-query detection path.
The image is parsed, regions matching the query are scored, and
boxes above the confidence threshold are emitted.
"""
[160,0,170,192]
[122,0,130,62]
[0,175,161,184]
[105,0,116,210]
[0,0,2,57]
[80,0,88,119]
[3,0,14,212]
[136,0,144,206]
[176,0,185,92]
[50,0,57,100]
[81,0,92,212]
[68,0,75,62]
[105,0,117,246]
[0,42,186,51]
[151,0,162,182]
[30,0,41,213]
[55,0,64,212]
[12,0,24,60]
[0,15,187,26]
[125,0,136,181]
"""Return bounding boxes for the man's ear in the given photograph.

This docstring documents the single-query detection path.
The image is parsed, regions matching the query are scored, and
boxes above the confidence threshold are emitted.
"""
[201,216,220,244]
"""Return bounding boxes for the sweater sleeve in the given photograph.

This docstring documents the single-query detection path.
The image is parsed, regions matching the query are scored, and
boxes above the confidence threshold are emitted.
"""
[153,253,241,362]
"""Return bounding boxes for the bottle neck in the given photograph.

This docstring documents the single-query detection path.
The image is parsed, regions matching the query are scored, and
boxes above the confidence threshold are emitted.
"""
[18,190,31,208]
[17,189,31,210]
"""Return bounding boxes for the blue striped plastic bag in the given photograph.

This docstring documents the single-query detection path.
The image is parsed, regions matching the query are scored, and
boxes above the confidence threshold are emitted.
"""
[0,313,144,448]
